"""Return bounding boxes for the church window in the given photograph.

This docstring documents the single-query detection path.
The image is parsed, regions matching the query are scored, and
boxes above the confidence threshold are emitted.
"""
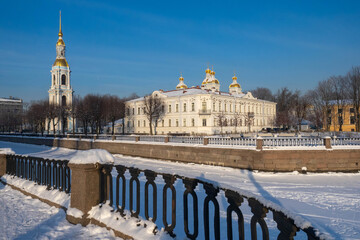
[183,119,186,127]
[61,74,66,85]
[219,102,221,111]
[213,102,215,111]
[62,96,66,106]
[192,118,195,127]
[132,108,134,115]
[230,104,232,112]
[138,108,140,115]
[138,121,140,127]
[168,105,172,113]
[202,119,207,127]
[183,103,186,112]
[169,119,171,127]
[176,104,179,112]
[176,119,179,127]
[162,120,164,127]
[202,102,206,111]
[191,103,195,111]
[53,75,55,85]
[144,120,146,127]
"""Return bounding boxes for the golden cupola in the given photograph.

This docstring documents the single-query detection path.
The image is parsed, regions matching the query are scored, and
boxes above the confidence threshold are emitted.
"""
[53,11,69,68]
[176,74,188,89]
[229,73,242,94]
[210,70,219,84]
[202,67,211,85]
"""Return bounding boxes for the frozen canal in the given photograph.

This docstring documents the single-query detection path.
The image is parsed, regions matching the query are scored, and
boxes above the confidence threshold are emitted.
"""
[0,141,359,239]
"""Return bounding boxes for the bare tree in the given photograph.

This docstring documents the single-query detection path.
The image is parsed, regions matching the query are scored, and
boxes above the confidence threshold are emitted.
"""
[251,87,274,101]
[104,95,125,135]
[215,111,227,135]
[243,112,255,132]
[331,76,348,131]
[305,90,323,130]
[47,103,60,134]
[26,100,48,135]
[293,91,310,132]
[143,94,165,135]
[275,87,296,129]
[232,112,242,133]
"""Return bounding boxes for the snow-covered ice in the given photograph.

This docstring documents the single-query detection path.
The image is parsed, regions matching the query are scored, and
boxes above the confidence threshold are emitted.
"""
[0,181,121,239]
[0,140,360,239]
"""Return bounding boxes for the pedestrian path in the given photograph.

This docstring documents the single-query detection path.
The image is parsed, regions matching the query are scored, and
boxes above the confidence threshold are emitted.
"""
[0,181,120,240]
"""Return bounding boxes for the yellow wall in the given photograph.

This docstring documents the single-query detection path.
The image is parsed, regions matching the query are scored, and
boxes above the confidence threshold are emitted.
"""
[327,104,356,132]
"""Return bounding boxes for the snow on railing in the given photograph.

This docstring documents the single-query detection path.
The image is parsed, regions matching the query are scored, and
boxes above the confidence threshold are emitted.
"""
[208,137,256,146]
[168,136,203,144]
[263,137,323,147]
[331,137,360,146]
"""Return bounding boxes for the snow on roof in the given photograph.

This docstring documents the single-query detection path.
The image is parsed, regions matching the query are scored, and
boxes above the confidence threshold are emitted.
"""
[0,97,22,103]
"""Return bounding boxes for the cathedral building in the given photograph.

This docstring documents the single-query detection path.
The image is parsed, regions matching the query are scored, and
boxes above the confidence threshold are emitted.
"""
[46,12,74,133]
[125,68,276,135]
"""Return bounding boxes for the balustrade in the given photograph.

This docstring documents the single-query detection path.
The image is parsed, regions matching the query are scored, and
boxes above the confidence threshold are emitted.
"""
[98,163,320,239]
[6,154,71,193]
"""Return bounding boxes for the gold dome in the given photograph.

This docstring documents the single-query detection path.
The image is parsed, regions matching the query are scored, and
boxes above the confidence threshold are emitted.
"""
[57,38,65,46]
[211,79,219,84]
[179,76,184,81]
[53,58,69,67]
[205,68,211,74]
[229,83,240,88]
[211,71,215,75]
[176,84,187,89]
[232,75,238,80]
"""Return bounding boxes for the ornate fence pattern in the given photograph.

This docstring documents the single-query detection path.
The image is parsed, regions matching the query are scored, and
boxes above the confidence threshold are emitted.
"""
[208,137,256,146]
[331,137,360,146]
[263,138,324,147]
[99,164,320,240]
[169,136,203,144]
[6,154,71,193]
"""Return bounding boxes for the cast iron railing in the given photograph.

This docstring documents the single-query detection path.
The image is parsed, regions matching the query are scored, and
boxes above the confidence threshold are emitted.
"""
[99,164,320,240]
[6,154,71,193]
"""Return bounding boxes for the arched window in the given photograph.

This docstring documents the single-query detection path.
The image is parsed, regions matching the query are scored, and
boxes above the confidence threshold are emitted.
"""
[53,75,55,85]
[62,96,67,106]
[61,74,66,85]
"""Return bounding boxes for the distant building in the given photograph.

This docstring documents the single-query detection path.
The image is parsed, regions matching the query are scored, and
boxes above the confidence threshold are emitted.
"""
[125,68,276,135]
[326,101,357,132]
[0,97,23,132]
[0,97,23,115]
[46,12,74,133]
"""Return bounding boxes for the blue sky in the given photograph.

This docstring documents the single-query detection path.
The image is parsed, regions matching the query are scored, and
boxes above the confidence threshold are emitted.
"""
[0,0,360,103]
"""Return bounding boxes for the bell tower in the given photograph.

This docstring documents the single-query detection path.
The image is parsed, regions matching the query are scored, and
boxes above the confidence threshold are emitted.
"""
[47,11,74,133]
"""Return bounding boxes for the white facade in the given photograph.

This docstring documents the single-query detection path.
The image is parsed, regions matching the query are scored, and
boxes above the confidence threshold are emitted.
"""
[47,12,74,133]
[125,69,276,135]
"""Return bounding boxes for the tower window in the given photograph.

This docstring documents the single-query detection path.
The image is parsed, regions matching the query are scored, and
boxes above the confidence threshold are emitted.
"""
[62,96,67,106]
[61,74,66,85]
[53,75,55,85]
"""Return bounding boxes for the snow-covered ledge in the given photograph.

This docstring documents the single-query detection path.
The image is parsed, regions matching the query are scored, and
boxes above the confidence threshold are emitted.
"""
[66,149,114,226]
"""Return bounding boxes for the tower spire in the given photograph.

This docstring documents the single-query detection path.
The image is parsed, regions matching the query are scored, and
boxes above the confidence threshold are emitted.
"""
[58,11,63,37]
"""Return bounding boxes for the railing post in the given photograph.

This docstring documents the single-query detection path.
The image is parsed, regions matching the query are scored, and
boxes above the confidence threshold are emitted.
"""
[203,137,209,145]
[164,136,169,143]
[0,154,7,177]
[135,136,140,142]
[66,162,102,226]
[256,137,263,150]
[324,136,331,149]
[112,135,116,141]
